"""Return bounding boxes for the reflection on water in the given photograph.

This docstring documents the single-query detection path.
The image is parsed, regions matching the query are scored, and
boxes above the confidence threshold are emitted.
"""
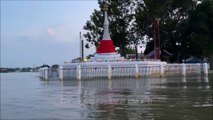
[1,73,213,120]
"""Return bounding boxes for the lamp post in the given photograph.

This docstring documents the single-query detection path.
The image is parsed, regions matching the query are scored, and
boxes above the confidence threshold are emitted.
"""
[79,32,84,61]
[156,18,161,60]
[176,42,181,63]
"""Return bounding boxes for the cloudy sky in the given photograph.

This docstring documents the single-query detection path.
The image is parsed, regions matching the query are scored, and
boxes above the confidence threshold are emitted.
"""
[1,0,98,67]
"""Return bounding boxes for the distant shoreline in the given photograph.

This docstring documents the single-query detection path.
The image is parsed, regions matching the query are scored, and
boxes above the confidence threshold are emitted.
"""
[0,67,35,73]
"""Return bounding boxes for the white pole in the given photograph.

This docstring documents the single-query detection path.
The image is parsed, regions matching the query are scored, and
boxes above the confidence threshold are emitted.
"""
[135,64,139,78]
[77,65,81,80]
[203,63,208,76]
[204,76,210,89]
[136,79,139,89]
[78,80,82,104]
[160,64,164,77]
[182,77,187,89]
[204,76,209,83]
[39,69,41,78]
[59,66,63,80]
[108,79,112,90]
[108,65,112,80]
[44,67,48,80]
[182,64,186,76]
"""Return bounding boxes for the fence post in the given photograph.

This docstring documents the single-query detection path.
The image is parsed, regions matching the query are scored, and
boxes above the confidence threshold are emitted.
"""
[77,65,81,80]
[44,67,48,80]
[59,66,63,80]
[182,64,186,76]
[204,76,210,89]
[39,69,41,78]
[160,64,164,77]
[203,63,208,76]
[135,64,139,78]
[108,65,112,80]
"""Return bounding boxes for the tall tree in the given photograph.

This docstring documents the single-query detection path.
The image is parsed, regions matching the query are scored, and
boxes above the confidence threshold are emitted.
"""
[160,0,198,62]
[187,0,213,69]
[187,0,213,56]
[83,0,212,64]
[141,0,198,62]
[136,0,173,54]
[83,9,103,49]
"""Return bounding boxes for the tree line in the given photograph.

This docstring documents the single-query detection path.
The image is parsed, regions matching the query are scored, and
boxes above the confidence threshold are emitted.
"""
[0,64,60,73]
[83,0,213,63]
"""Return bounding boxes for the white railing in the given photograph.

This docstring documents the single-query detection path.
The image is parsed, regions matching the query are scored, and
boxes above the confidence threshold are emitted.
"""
[39,63,208,80]
[38,67,49,80]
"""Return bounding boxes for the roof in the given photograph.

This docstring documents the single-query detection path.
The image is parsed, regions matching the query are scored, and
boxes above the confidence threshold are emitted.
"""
[184,57,205,63]
[145,49,173,59]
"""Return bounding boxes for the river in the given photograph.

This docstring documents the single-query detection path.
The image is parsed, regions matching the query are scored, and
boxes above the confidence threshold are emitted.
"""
[1,72,212,120]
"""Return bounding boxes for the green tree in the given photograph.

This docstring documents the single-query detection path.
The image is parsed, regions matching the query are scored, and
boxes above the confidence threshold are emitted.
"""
[83,0,212,64]
[187,0,213,69]
[187,0,213,56]
[160,0,198,62]
[141,0,198,62]
[136,0,173,54]
[83,9,103,48]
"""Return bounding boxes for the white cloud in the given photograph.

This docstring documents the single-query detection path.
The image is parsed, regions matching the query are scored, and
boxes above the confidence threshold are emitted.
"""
[42,24,80,43]
[46,27,56,37]
[1,1,98,67]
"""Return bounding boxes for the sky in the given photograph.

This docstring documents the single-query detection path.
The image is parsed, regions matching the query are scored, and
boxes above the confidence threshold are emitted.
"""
[1,0,99,68]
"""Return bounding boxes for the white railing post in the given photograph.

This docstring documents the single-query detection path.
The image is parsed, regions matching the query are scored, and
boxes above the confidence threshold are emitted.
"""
[44,67,48,80]
[77,65,81,80]
[182,64,186,76]
[204,76,210,89]
[204,76,209,83]
[108,65,112,80]
[135,64,139,78]
[39,69,41,77]
[160,64,164,77]
[203,63,208,76]
[59,66,63,80]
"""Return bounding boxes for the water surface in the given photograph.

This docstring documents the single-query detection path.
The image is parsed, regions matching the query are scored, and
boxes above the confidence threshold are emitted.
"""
[1,72,212,120]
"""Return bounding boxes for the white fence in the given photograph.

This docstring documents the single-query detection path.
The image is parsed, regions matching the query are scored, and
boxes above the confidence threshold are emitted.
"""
[39,62,208,80]
[39,67,49,80]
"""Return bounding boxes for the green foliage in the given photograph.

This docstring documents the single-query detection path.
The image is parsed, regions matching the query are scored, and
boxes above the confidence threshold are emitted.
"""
[187,0,213,56]
[83,0,212,62]
[1,67,32,72]
[52,64,59,68]
[20,67,32,72]
[40,64,50,68]
[83,9,103,48]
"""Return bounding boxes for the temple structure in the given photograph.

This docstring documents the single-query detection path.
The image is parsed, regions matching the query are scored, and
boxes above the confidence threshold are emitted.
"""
[90,2,124,62]
[38,1,209,80]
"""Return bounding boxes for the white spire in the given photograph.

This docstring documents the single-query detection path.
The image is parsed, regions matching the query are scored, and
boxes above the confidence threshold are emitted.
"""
[102,11,111,40]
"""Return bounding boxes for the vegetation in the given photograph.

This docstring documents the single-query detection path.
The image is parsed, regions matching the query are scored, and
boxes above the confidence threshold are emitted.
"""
[0,67,33,73]
[83,0,213,64]
[0,64,53,73]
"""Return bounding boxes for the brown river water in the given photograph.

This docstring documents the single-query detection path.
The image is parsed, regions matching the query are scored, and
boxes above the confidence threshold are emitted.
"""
[1,72,212,120]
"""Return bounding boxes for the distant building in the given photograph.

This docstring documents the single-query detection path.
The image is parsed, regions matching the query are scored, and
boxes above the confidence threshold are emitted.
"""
[183,56,206,63]
[126,53,144,60]
[145,49,173,62]
[71,57,82,63]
